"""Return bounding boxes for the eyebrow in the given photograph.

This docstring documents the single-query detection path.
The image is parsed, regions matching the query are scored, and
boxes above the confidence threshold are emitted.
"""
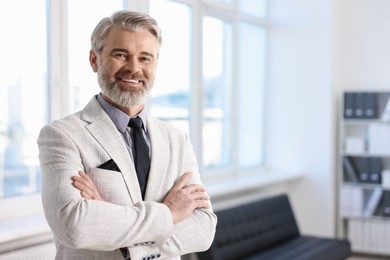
[111,48,128,54]
[111,48,155,59]
[140,51,155,59]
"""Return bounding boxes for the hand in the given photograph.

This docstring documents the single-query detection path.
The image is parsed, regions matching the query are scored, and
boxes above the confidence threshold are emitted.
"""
[163,172,210,224]
[71,171,105,201]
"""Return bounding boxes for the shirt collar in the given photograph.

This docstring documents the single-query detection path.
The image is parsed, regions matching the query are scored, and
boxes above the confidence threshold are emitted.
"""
[96,93,148,133]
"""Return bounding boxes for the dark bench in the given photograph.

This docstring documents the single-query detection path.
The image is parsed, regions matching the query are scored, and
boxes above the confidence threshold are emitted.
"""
[198,194,351,260]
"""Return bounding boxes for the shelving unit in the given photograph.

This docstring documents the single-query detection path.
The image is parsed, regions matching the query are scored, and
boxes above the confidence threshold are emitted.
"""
[339,91,390,256]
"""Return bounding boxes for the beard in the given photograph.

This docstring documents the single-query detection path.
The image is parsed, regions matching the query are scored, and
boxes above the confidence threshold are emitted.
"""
[98,70,151,107]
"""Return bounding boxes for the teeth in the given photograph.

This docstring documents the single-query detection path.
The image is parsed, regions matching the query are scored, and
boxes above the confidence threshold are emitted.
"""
[123,79,139,83]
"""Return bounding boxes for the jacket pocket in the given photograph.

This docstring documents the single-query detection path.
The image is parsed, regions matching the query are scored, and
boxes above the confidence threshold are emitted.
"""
[86,167,132,205]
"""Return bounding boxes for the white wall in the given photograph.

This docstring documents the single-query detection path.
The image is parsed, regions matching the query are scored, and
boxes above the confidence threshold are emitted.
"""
[267,0,390,237]
[335,0,390,91]
[266,0,336,237]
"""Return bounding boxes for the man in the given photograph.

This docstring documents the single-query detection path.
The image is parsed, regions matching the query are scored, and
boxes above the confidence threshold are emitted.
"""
[38,10,217,260]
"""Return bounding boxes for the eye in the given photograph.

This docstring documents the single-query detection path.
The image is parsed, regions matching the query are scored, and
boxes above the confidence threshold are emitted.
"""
[114,53,127,60]
[140,56,152,63]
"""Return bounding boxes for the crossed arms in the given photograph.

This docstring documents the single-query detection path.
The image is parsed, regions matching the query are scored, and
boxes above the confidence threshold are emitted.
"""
[72,171,211,224]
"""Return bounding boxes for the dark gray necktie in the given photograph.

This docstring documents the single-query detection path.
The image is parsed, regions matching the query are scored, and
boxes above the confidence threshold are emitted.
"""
[128,117,150,199]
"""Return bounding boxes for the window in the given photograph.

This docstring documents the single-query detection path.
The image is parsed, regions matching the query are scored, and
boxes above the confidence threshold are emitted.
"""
[202,16,233,169]
[0,0,47,198]
[149,0,192,134]
[150,0,267,177]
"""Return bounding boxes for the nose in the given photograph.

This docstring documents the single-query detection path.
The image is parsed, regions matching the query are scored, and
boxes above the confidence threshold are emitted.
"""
[123,58,140,73]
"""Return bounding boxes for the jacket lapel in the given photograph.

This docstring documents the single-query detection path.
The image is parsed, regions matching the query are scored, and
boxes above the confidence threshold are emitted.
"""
[81,97,143,203]
[144,117,170,201]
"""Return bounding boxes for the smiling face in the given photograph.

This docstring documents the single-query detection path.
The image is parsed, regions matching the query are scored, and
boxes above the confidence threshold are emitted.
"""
[90,27,159,109]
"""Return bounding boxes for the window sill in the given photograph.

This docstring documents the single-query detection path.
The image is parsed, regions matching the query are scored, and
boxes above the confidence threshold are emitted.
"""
[0,211,52,254]
[206,170,305,198]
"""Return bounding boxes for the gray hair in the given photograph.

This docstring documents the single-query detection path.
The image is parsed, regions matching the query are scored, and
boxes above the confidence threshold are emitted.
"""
[91,10,162,53]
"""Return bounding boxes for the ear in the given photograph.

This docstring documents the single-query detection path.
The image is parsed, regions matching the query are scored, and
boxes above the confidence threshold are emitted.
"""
[89,50,98,72]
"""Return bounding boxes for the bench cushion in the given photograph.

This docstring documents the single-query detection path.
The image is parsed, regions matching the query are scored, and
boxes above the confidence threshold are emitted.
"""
[198,194,351,260]
[243,235,351,260]
[198,194,300,260]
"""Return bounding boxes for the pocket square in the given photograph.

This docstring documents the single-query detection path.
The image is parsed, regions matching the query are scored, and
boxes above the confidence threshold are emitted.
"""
[97,159,120,172]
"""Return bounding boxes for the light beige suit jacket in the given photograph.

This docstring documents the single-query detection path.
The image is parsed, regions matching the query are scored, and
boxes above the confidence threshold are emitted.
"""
[38,96,217,260]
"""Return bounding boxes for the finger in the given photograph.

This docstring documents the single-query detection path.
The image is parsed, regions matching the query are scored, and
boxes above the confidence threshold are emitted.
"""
[80,172,96,189]
[194,199,211,209]
[72,176,92,191]
[71,173,86,184]
[80,190,92,200]
[72,179,86,192]
[74,181,99,200]
[72,179,96,197]
[79,171,90,181]
[72,173,104,201]
[184,184,206,193]
[174,172,192,189]
[76,171,98,192]
[79,171,94,186]
[71,174,83,181]
[192,191,210,201]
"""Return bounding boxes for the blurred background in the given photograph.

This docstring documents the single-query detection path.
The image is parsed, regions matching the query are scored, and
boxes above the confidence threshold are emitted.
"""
[1,0,390,259]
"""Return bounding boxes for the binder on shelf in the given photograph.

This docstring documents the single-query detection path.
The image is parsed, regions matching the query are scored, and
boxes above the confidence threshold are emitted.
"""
[369,157,382,184]
[364,92,378,119]
[343,156,359,182]
[355,157,382,184]
[357,157,370,183]
[344,92,355,118]
[363,188,383,217]
[354,92,365,118]
[377,190,390,217]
